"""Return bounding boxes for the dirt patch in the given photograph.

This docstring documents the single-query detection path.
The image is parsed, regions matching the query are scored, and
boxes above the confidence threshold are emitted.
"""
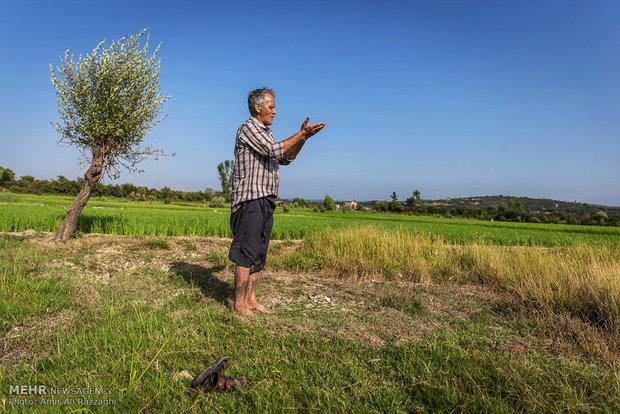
[269,240,302,256]
[414,282,505,320]
[251,270,509,347]
[0,309,79,369]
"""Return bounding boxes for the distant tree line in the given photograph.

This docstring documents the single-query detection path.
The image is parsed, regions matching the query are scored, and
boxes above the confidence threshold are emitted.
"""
[360,191,620,226]
[0,167,229,207]
[1,167,617,226]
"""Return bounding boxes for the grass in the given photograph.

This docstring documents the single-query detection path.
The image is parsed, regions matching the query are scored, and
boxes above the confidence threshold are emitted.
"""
[143,238,171,250]
[0,236,73,332]
[6,307,618,412]
[380,295,425,317]
[1,191,620,411]
[0,233,618,412]
[1,192,619,246]
[270,226,620,333]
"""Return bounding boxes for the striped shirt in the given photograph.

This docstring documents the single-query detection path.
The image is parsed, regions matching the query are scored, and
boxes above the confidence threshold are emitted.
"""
[231,117,292,213]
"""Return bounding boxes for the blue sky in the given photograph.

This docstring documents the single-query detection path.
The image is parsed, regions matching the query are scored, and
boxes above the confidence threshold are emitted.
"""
[1,0,618,205]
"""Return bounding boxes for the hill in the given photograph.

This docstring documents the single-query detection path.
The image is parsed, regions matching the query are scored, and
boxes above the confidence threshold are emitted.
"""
[425,195,619,216]
[356,195,620,226]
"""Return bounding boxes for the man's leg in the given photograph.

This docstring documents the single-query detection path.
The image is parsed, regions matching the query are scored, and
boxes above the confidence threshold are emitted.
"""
[233,265,253,317]
[245,197,275,313]
[246,271,272,313]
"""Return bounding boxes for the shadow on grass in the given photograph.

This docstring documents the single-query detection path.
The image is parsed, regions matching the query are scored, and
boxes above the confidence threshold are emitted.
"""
[169,262,233,306]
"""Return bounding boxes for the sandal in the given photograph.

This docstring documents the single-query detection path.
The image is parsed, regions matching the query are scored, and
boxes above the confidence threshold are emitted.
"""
[189,356,230,388]
[211,372,248,392]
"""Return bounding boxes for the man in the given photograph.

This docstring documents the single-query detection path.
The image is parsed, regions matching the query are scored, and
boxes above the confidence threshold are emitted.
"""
[228,87,326,317]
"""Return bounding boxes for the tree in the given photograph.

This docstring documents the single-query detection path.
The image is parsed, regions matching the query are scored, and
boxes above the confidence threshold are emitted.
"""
[406,189,421,208]
[217,160,234,201]
[388,191,403,212]
[204,187,216,202]
[507,197,522,213]
[120,183,138,198]
[53,175,74,194]
[592,210,608,225]
[374,200,388,212]
[159,186,173,203]
[0,166,15,186]
[495,197,524,222]
[49,29,170,241]
[389,201,404,212]
[323,195,336,211]
[292,197,308,208]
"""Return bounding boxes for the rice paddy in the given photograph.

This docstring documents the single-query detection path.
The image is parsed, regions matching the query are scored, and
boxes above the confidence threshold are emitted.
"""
[1,193,618,246]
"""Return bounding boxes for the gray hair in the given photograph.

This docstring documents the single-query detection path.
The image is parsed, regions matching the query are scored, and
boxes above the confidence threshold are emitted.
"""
[248,87,275,116]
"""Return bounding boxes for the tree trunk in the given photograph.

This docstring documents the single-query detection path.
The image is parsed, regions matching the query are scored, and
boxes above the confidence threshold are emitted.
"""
[54,148,105,241]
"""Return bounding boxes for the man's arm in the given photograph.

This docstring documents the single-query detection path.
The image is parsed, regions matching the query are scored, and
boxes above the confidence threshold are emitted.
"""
[239,118,325,163]
[281,118,326,161]
[241,123,286,159]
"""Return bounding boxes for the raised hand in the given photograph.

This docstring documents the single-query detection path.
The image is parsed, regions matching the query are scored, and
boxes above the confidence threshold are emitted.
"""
[300,117,326,139]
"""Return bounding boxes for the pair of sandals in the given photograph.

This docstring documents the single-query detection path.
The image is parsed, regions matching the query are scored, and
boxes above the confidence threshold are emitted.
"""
[190,356,248,393]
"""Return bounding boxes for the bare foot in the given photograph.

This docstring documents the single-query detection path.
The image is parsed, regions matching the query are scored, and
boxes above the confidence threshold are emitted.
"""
[248,300,273,314]
[233,305,254,317]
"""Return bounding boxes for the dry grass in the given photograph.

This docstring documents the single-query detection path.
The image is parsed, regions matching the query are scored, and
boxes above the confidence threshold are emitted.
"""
[272,226,620,332]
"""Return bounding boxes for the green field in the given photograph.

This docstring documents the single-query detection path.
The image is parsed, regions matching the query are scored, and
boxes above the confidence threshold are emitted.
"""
[1,193,618,246]
[1,192,619,412]
[1,232,619,413]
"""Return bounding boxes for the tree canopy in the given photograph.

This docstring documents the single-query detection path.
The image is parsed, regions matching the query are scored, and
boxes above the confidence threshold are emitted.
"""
[0,166,15,186]
[49,28,171,179]
[323,195,336,211]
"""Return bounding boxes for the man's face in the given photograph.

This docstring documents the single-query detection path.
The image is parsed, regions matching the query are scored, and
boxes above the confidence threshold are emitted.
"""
[255,93,276,126]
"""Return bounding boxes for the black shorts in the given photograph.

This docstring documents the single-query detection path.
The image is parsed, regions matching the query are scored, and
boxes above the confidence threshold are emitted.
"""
[228,195,276,274]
